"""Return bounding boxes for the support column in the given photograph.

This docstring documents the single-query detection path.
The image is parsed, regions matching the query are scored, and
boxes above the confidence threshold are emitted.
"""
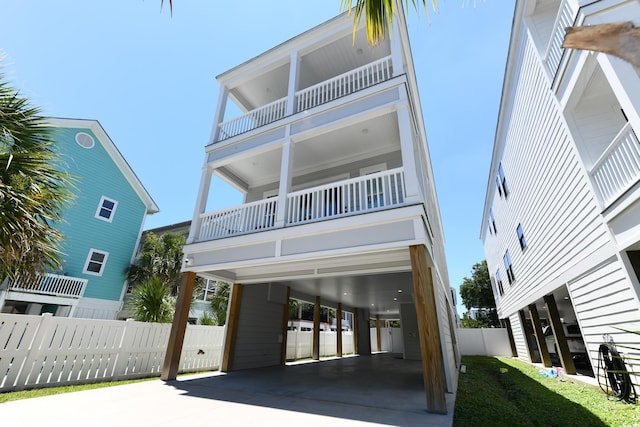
[221,283,243,372]
[375,315,382,353]
[528,304,552,367]
[501,318,518,357]
[280,287,291,365]
[397,103,421,204]
[312,296,320,360]
[336,303,343,357]
[518,310,537,363]
[409,244,447,414]
[161,272,197,381]
[275,140,294,227]
[353,308,359,355]
[544,294,576,375]
[209,85,229,143]
[187,166,213,244]
[286,51,300,115]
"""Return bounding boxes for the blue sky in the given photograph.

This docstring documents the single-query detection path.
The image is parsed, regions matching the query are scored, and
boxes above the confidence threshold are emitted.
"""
[2,1,514,316]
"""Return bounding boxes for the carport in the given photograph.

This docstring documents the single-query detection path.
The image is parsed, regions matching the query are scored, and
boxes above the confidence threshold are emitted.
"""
[161,245,458,415]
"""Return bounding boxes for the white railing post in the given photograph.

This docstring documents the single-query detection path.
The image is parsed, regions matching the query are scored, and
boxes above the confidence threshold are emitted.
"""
[397,101,421,204]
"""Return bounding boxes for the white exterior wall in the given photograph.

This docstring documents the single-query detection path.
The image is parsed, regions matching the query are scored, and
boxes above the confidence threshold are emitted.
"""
[484,0,640,384]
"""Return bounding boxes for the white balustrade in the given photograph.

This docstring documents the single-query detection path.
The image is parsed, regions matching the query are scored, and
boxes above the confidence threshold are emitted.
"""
[543,0,578,76]
[10,273,88,298]
[198,198,278,241]
[217,97,287,141]
[590,123,640,207]
[286,168,405,225]
[296,56,393,111]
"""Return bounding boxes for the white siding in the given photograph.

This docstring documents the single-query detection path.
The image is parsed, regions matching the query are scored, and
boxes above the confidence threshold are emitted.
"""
[485,32,610,317]
[568,259,640,380]
[233,283,287,370]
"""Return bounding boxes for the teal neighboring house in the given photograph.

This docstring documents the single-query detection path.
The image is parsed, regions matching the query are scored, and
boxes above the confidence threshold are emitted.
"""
[0,118,159,319]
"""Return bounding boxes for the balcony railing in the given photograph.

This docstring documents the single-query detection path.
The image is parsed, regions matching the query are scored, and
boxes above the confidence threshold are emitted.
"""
[295,56,393,112]
[215,56,394,142]
[218,97,287,141]
[196,168,406,242]
[590,123,640,207]
[9,273,88,299]
[199,198,279,241]
[287,167,405,225]
[543,0,578,76]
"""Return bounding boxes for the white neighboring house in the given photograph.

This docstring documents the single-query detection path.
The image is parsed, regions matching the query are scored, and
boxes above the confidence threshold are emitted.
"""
[482,0,640,385]
[167,5,458,413]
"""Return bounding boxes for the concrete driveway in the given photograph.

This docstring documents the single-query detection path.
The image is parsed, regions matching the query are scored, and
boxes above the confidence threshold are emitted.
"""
[0,354,455,426]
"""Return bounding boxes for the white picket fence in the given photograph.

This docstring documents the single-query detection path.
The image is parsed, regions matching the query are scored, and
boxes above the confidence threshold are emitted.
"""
[0,313,224,392]
[457,328,513,357]
[285,330,355,360]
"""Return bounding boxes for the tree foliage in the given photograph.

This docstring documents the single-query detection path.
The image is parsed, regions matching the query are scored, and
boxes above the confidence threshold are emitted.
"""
[209,282,230,326]
[0,64,73,282]
[127,232,186,295]
[126,277,174,323]
[341,0,438,45]
[459,260,495,310]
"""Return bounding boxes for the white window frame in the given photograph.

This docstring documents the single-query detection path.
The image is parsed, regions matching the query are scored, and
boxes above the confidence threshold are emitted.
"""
[95,196,118,222]
[83,249,109,276]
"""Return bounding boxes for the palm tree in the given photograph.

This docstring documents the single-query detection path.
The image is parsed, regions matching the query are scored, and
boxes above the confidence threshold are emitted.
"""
[0,64,73,283]
[209,282,230,326]
[340,0,438,45]
[126,232,186,295]
[127,277,174,322]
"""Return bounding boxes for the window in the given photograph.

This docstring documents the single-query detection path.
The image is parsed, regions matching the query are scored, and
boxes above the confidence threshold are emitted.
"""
[75,132,95,149]
[498,162,509,197]
[83,249,109,276]
[95,196,118,222]
[503,250,515,284]
[489,208,497,234]
[517,223,527,250]
[496,270,504,295]
[495,176,503,197]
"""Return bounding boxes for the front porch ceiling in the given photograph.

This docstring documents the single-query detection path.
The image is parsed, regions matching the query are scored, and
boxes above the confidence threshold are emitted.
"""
[219,112,400,190]
[198,248,415,316]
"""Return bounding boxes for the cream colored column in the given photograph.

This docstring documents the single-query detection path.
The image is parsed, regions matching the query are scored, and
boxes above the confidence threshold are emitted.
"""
[275,140,294,227]
[396,102,421,204]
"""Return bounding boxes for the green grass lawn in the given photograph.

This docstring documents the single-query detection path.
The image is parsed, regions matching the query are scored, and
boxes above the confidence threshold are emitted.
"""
[0,378,155,403]
[454,356,640,427]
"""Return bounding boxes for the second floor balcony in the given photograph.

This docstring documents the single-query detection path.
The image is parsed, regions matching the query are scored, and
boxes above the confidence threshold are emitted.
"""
[195,168,406,242]
[6,273,88,299]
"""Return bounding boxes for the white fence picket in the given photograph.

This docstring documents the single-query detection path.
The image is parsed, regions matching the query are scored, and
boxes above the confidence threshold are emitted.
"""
[0,314,225,392]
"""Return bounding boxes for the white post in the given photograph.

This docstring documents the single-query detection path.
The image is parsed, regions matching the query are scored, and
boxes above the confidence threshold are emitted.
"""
[275,140,294,227]
[390,19,404,77]
[287,51,300,115]
[209,85,229,143]
[187,166,213,244]
[397,102,421,204]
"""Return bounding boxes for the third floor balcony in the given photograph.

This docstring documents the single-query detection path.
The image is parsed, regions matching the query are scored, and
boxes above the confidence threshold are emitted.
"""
[211,13,399,144]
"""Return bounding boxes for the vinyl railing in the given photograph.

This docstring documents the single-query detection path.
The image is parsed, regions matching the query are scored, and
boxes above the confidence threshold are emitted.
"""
[217,97,287,141]
[286,168,405,225]
[198,197,278,241]
[590,123,640,207]
[9,273,88,299]
[215,56,394,142]
[296,56,393,111]
[543,0,578,76]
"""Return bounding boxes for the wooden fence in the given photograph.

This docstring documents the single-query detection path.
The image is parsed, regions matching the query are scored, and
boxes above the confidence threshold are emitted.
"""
[0,313,224,392]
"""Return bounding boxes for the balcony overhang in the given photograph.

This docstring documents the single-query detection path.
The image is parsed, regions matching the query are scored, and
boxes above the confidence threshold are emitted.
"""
[182,203,432,314]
